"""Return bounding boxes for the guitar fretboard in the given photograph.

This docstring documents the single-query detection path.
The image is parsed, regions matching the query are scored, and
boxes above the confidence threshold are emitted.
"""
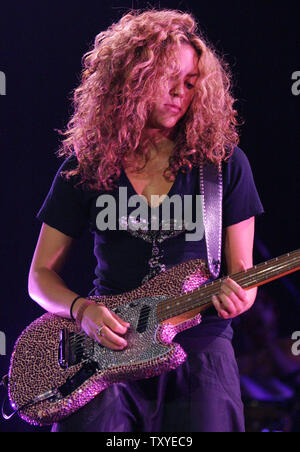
[156,249,300,322]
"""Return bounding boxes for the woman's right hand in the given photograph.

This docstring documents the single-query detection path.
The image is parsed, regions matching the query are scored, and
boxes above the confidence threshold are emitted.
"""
[79,301,130,351]
[28,224,130,349]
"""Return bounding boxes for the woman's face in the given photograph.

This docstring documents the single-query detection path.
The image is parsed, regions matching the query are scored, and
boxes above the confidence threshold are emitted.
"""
[146,42,199,137]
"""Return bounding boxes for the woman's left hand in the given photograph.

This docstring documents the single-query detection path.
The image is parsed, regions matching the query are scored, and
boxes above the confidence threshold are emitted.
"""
[211,262,256,319]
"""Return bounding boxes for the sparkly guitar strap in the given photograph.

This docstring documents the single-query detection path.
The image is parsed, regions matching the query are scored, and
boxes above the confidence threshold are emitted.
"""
[199,160,223,279]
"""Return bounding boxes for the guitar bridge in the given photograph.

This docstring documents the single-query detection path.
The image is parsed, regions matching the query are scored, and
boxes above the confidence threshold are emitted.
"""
[59,329,94,369]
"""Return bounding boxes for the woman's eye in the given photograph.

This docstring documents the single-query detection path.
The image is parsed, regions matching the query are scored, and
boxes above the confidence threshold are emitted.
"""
[185,82,195,89]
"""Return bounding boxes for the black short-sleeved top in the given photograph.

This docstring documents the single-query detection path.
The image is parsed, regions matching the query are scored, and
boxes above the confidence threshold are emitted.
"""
[37,146,264,340]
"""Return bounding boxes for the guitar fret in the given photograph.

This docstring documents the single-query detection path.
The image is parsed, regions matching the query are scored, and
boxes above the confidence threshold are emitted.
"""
[236,260,299,288]
[157,249,300,322]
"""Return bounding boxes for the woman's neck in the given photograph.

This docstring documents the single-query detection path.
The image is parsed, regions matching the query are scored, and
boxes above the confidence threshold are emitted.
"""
[123,130,175,172]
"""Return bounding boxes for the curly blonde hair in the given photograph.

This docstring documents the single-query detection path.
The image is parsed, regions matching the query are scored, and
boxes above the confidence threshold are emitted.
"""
[57,9,240,191]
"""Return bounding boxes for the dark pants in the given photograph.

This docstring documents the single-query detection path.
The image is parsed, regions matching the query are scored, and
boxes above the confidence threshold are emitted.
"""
[51,336,245,432]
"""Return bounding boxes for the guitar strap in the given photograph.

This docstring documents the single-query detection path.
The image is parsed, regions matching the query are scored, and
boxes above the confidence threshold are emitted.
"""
[199,160,223,279]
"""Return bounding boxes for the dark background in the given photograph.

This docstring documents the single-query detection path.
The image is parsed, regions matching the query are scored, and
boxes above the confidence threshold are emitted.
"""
[0,0,299,432]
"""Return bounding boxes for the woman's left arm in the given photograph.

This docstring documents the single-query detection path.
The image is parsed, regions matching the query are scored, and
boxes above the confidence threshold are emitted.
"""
[212,216,258,319]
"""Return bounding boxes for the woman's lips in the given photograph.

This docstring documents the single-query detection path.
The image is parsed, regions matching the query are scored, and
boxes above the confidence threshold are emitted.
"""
[165,104,181,113]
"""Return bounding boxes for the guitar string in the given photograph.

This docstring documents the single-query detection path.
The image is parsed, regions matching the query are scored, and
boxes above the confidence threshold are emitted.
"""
[68,256,281,356]
[69,257,299,351]
[68,282,288,356]
[157,255,300,321]
[68,252,300,353]
[170,252,300,309]
[158,254,300,316]
[154,251,300,322]
[70,254,300,350]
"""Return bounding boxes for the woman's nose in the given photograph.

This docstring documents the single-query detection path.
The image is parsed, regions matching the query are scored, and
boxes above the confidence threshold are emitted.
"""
[170,80,184,97]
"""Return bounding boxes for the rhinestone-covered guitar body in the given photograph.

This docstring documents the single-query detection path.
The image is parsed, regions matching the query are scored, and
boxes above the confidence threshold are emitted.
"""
[8,258,210,425]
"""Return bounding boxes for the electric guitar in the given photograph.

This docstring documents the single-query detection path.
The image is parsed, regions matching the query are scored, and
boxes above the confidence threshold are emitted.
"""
[4,249,300,426]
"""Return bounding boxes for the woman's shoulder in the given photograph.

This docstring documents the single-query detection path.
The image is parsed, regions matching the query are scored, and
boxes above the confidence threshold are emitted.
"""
[225,145,249,165]
[222,145,254,179]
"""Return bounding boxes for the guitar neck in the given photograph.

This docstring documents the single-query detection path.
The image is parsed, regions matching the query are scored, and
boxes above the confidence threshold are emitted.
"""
[157,249,300,322]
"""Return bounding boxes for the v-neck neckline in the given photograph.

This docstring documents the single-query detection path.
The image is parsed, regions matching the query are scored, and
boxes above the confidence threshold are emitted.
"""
[121,167,180,209]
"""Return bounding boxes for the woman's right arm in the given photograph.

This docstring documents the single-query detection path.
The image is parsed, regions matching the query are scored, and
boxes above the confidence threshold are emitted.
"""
[28,223,129,350]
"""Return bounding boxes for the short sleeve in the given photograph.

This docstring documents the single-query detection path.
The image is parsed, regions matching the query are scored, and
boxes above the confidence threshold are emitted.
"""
[36,155,89,238]
[222,147,264,228]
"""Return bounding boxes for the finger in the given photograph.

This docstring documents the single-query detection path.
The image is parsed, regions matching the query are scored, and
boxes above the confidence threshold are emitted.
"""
[212,293,237,318]
[110,310,130,328]
[96,325,128,349]
[95,331,127,351]
[212,295,232,318]
[99,307,129,335]
[220,282,243,307]
[221,278,247,303]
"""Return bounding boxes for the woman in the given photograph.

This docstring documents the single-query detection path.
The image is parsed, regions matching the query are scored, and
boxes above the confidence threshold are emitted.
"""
[29,9,264,432]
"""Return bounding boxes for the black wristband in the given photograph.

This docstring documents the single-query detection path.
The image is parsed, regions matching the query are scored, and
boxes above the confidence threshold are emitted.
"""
[70,296,84,321]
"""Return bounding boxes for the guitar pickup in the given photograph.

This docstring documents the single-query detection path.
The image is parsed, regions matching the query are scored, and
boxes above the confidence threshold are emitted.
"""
[136,305,151,333]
